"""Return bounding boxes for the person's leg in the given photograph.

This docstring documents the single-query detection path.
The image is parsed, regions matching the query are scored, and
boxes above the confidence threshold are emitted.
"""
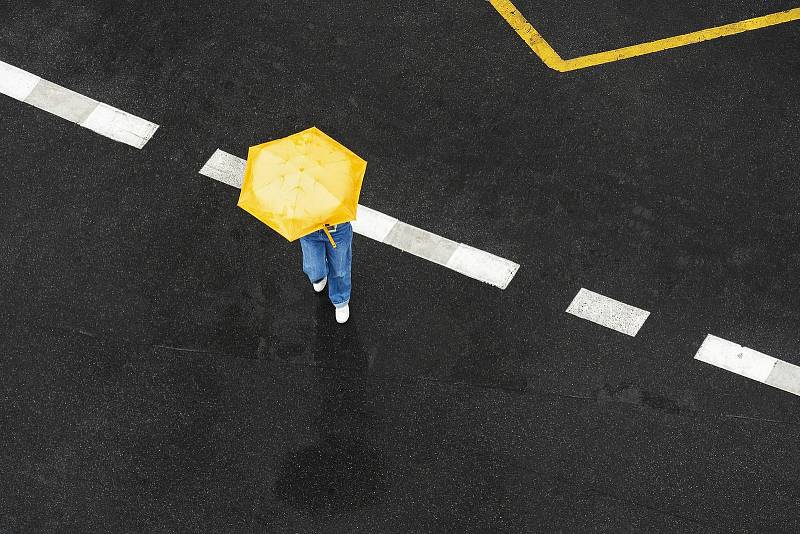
[325,223,352,308]
[300,231,327,284]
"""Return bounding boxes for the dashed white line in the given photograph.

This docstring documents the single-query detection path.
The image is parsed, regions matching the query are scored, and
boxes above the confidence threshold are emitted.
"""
[446,243,518,289]
[81,103,159,148]
[199,149,520,289]
[695,335,776,382]
[0,61,41,100]
[0,60,158,149]
[566,288,650,336]
[350,204,398,242]
[199,149,247,188]
[694,334,800,397]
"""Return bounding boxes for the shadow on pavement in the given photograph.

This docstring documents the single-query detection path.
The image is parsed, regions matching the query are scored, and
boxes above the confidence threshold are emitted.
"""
[273,298,386,515]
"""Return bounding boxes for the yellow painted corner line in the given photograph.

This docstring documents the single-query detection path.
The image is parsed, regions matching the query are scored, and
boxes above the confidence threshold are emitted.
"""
[488,0,800,72]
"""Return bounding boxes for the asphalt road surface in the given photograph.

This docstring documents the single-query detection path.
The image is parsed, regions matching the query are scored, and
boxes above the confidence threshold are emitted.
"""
[2,1,799,532]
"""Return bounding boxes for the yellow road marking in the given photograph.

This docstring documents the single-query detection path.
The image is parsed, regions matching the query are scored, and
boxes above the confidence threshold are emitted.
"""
[488,0,800,72]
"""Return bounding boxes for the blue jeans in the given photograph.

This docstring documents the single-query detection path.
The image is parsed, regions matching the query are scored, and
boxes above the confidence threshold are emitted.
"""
[300,223,352,308]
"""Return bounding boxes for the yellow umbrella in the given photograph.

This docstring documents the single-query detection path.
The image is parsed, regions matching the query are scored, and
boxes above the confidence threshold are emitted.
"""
[238,127,366,248]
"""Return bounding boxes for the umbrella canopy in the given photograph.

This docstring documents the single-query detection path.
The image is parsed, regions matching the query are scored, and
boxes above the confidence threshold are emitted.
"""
[238,127,366,244]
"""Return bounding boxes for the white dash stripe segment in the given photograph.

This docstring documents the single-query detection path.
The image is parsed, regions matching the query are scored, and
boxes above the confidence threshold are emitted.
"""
[0,60,158,149]
[199,149,247,188]
[694,334,800,396]
[383,221,458,267]
[765,361,800,397]
[566,288,650,336]
[0,61,40,100]
[80,103,159,150]
[351,204,398,243]
[199,149,520,289]
[694,334,776,382]
[446,243,519,290]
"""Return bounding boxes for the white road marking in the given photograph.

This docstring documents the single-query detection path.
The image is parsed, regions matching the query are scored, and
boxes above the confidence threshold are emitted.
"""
[446,243,519,290]
[80,103,159,149]
[383,221,459,267]
[694,334,800,396]
[200,149,520,289]
[350,204,398,243]
[25,79,97,123]
[766,361,800,396]
[694,335,776,382]
[199,149,247,188]
[0,60,158,149]
[565,288,650,336]
[0,61,40,100]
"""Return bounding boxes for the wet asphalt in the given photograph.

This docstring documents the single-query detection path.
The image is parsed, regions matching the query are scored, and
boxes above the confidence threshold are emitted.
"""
[1,1,800,532]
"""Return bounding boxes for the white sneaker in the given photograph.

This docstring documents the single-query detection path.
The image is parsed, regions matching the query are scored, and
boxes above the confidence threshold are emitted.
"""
[335,304,350,324]
[312,277,327,293]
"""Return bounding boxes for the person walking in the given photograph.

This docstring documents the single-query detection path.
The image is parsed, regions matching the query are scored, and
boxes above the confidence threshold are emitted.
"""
[300,222,353,324]
[236,127,366,326]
